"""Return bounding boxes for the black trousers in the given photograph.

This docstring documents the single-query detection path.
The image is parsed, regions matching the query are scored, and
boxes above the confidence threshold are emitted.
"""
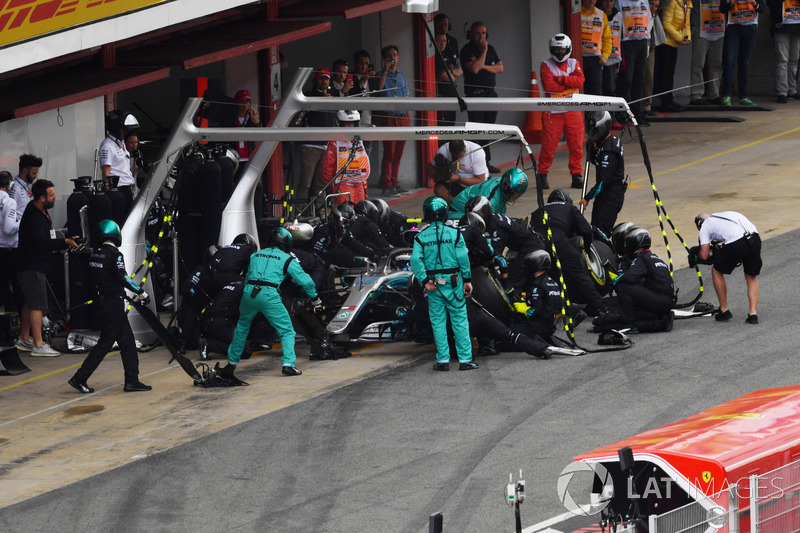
[654,44,678,108]
[583,55,604,96]
[511,317,556,344]
[0,248,21,312]
[590,185,626,237]
[552,238,603,309]
[73,296,139,383]
[468,302,550,357]
[616,38,648,118]
[616,283,673,321]
[118,185,135,217]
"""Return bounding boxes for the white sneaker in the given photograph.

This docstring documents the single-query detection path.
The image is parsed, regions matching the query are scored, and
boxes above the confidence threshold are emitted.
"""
[14,338,33,352]
[31,342,60,357]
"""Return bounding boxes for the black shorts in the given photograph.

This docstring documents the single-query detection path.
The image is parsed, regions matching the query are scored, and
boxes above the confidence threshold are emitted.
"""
[17,270,49,311]
[713,234,762,276]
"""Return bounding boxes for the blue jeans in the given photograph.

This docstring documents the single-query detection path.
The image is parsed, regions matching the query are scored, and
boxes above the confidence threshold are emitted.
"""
[722,24,758,98]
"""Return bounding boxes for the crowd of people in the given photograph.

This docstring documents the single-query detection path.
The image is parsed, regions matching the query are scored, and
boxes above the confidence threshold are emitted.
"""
[585,0,800,122]
[0,5,775,390]
[284,2,797,209]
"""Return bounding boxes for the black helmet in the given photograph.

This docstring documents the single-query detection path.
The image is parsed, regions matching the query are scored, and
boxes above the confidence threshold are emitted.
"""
[694,213,709,230]
[523,250,552,278]
[459,211,486,233]
[355,200,379,223]
[548,189,573,205]
[611,222,636,256]
[97,219,122,246]
[464,195,493,225]
[232,232,258,253]
[329,203,356,233]
[422,196,449,223]
[372,198,390,225]
[587,111,612,143]
[624,228,651,259]
[500,168,528,204]
[105,109,139,135]
[267,226,293,253]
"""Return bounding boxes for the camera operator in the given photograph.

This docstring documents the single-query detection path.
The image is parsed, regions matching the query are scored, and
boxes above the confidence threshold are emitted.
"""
[427,139,488,204]
[692,212,761,324]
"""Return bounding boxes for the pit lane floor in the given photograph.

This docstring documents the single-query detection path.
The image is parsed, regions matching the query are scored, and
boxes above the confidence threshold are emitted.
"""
[2,101,800,532]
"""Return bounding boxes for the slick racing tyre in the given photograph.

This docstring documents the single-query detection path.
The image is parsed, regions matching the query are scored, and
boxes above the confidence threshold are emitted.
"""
[570,237,616,296]
[470,267,513,324]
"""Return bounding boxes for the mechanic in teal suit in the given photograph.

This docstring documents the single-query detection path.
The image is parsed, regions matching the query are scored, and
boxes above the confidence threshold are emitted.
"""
[450,167,528,216]
[411,196,479,371]
[219,227,322,379]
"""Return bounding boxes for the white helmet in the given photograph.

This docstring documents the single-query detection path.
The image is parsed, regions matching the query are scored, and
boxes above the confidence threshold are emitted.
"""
[549,33,572,63]
[337,109,361,124]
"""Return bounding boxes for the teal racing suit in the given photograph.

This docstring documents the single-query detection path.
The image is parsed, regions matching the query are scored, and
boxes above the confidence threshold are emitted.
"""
[227,246,317,368]
[411,221,473,363]
[449,176,506,216]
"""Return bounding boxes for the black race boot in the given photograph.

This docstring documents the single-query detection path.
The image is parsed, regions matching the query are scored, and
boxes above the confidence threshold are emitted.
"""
[124,380,152,392]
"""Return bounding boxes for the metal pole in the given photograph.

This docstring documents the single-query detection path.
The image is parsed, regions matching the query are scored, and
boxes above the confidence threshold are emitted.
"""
[172,230,179,313]
[750,474,759,533]
[63,251,70,323]
[729,482,739,533]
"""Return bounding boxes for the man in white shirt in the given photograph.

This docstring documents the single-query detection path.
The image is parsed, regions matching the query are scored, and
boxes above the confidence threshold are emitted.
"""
[11,153,41,216]
[100,109,139,216]
[694,211,761,324]
[427,140,489,203]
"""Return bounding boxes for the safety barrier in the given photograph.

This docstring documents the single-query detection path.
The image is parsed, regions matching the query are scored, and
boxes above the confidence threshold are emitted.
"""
[648,486,737,533]
[648,459,800,532]
[749,459,800,533]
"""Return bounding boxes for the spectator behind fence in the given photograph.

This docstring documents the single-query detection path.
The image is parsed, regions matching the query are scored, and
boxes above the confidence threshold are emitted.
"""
[655,0,692,112]
[435,31,463,127]
[767,0,800,103]
[460,21,503,174]
[643,0,665,118]
[719,0,764,107]
[232,89,261,169]
[375,45,411,198]
[616,0,652,124]
[297,68,337,210]
[599,0,624,99]
[330,58,354,97]
[689,0,725,105]
[581,0,613,95]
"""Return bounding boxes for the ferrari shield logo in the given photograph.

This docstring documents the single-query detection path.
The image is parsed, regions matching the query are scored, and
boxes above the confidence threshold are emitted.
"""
[702,471,712,483]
